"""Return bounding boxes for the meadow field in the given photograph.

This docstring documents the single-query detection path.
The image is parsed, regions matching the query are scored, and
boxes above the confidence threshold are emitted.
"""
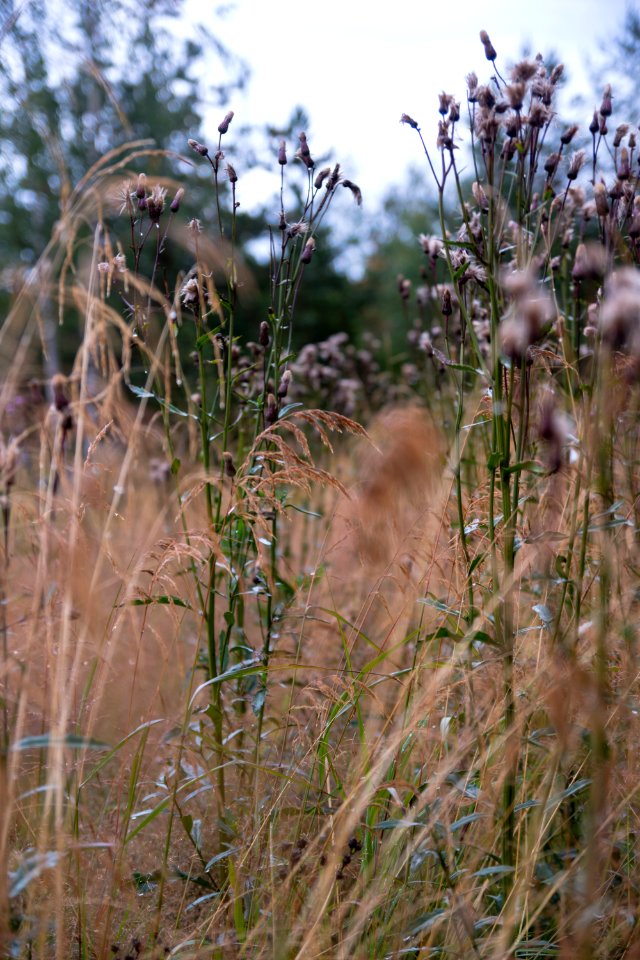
[1,31,639,959]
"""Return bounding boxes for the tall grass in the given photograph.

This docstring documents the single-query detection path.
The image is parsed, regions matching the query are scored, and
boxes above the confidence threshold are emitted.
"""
[1,32,640,960]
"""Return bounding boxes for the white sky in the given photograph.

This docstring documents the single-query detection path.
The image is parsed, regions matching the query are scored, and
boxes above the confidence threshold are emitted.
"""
[204,0,632,209]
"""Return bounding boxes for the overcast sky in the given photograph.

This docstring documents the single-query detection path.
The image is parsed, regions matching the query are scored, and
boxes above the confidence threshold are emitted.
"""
[201,0,632,209]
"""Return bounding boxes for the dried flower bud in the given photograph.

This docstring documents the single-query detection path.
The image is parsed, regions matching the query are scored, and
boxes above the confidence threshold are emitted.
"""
[296,132,314,169]
[441,289,453,316]
[400,113,419,128]
[571,242,607,281]
[301,237,316,264]
[342,179,362,205]
[438,92,452,116]
[599,84,613,118]
[466,72,479,102]
[314,166,331,189]
[560,124,579,145]
[0,436,19,493]
[589,111,599,135]
[264,392,278,425]
[600,267,640,349]
[476,85,496,110]
[510,59,538,83]
[618,147,630,180]
[537,396,569,473]
[419,331,433,355]
[501,138,516,162]
[287,221,307,239]
[218,111,234,135]
[479,30,497,62]
[594,182,609,218]
[629,213,640,238]
[146,184,166,223]
[259,321,270,347]
[507,83,525,111]
[135,173,147,199]
[567,150,586,181]
[544,152,561,177]
[277,369,292,398]
[170,187,185,213]
[51,374,69,412]
[550,63,564,85]
[613,123,629,148]
[181,277,201,311]
[397,275,412,300]
[608,179,623,200]
[188,138,209,157]
[437,120,453,151]
[528,102,549,129]
[278,140,287,165]
[113,253,126,274]
[97,261,109,274]
[326,164,341,190]
[222,451,236,478]
[419,234,443,263]
[226,163,238,183]
[472,181,489,210]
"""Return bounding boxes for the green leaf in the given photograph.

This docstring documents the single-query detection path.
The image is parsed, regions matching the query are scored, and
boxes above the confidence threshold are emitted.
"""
[472,865,515,879]
[80,719,164,788]
[189,658,263,705]
[128,384,155,400]
[125,796,170,844]
[132,869,161,892]
[372,818,425,830]
[204,846,240,872]
[407,909,447,936]
[170,457,181,476]
[9,850,59,898]
[450,812,484,832]
[12,733,109,751]
[469,630,498,646]
[550,778,591,803]
[285,503,322,519]
[130,595,190,608]
[505,459,546,476]
[417,597,462,618]
[278,402,304,418]
[532,604,554,625]
[515,799,541,812]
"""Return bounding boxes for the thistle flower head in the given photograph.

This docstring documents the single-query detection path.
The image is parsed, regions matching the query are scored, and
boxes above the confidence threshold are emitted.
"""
[146,184,167,222]
[510,59,538,83]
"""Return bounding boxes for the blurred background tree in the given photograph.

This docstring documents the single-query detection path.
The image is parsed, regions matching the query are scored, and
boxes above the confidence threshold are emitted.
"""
[0,0,370,386]
[0,0,250,373]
